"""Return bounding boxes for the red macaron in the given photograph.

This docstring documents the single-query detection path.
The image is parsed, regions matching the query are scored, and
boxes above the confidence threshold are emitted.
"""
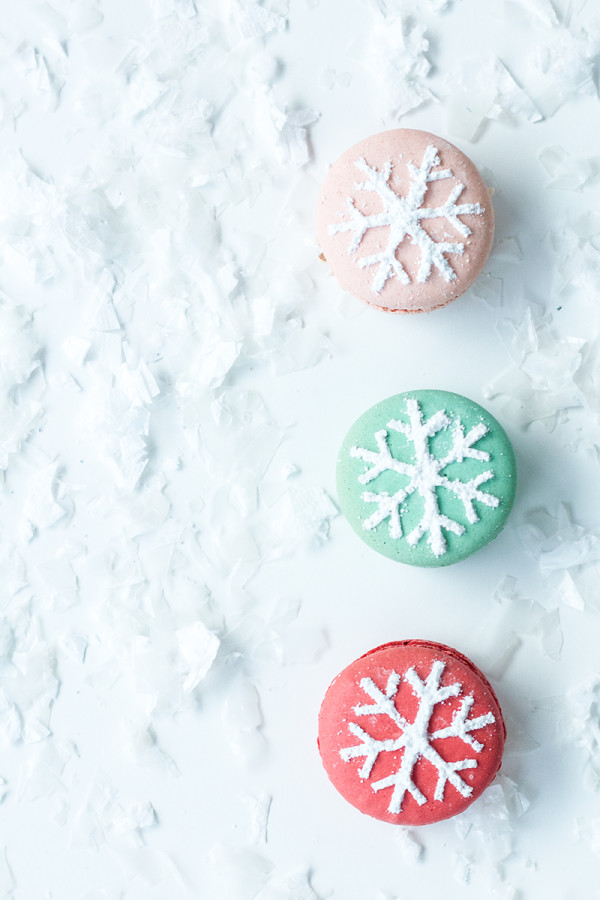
[318,640,505,826]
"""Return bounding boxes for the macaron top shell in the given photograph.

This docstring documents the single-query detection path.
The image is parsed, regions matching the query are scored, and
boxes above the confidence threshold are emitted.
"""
[336,389,517,567]
[318,641,506,826]
[317,129,494,313]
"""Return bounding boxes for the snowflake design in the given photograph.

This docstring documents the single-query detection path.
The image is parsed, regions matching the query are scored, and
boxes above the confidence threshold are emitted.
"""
[350,398,499,558]
[328,145,484,294]
[340,661,496,814]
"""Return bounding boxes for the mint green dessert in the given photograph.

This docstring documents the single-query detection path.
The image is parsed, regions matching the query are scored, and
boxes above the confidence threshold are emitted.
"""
[336,390,517,567]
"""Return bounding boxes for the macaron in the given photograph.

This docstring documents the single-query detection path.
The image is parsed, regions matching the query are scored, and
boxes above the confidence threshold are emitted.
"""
[318,640,506,826]
[317,129,494,313]
[336,390,517,567]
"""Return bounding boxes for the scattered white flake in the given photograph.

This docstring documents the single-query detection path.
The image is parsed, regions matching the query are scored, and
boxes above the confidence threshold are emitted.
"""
[203,843,273,900]
[564,676,600,791]
[16,43,67,111]
[22,460,68,530]
[512,0,559,24]
[152,0,198,17]
[0,299,43,470]
[17,740,76,803]
[50,0,105,35]
[553,222,600,304]
[365,16,434,120]
[486,60,543,125]
[78,891,116,900]
[175,621,220,693]
[520,505,600,575]
[0,848,14,897]
[539,145,599,190]
[516,506,600,615]
[394,827,424,863]
[533,23,600,114]
[471,273,504,308]
[109,846,184,888]
[492,236,523,263]
[270,105,320,168]
[123,722,179,776]
[70,773,157,849]
[576,817,600,857]
[256,869,321,900]
[453,776,530,873]
[485,305,584,429]
[22,718,52,744]
[453,852,472,885]
[61,336,92,366]
[35,552,79,610]
[243,792,272,845]
[473,575,563,674]
[193,340,242,390]
[235,0,288,39]
[224,678,263,733]
[446,59,542,142]
[537,607,563,660]
[318,66,352,91]
[58,634,88,664]
[266,485,338,556]
[280,461,300,479]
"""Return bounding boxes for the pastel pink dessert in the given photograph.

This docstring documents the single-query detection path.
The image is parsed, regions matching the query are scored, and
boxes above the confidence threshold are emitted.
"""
[317,129,494,313]
[318,640,505,826]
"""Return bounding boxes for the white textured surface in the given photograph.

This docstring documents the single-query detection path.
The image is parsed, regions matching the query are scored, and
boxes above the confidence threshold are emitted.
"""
[1,0,600,897]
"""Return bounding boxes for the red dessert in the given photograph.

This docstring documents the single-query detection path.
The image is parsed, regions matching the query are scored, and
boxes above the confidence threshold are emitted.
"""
[318,640,505,825]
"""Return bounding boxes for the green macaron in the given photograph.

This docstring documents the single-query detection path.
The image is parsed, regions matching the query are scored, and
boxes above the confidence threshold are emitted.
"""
[336,390,517,567]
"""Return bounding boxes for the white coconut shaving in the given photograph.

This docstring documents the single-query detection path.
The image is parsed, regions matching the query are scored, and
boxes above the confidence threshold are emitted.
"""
[255,869,322,900]
[0,298,44,471]
[511,0,559,26]
[471,274,504,308]
[539,145,600,191]
[364,15,435,120]
[203,843,274,900]
[533,21,600,114]
[453,776,530,877]
[550,212,600,304]
[234,0,288,39]
[517,505,600,614]
[394,828,424,863]
[473,575,564,670]
[563,676,600,792]
[485,305,586,430]
[445,59,542,142]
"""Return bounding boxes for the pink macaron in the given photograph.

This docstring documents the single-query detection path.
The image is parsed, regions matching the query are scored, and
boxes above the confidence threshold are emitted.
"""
[317,129,494,313]
[318,640,505,826]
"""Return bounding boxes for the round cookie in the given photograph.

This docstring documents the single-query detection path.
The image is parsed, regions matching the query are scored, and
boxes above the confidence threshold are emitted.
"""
[317,129,494,313]
[318,640,506,826]
[336,390,516,567]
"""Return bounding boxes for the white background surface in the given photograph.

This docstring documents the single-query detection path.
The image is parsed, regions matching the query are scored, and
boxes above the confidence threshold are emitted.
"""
[1,0,600,897]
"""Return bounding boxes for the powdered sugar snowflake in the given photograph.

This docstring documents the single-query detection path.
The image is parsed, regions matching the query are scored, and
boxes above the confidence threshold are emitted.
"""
[329,145,484,294]
[350,397,499,557]
[340,660,496,814]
